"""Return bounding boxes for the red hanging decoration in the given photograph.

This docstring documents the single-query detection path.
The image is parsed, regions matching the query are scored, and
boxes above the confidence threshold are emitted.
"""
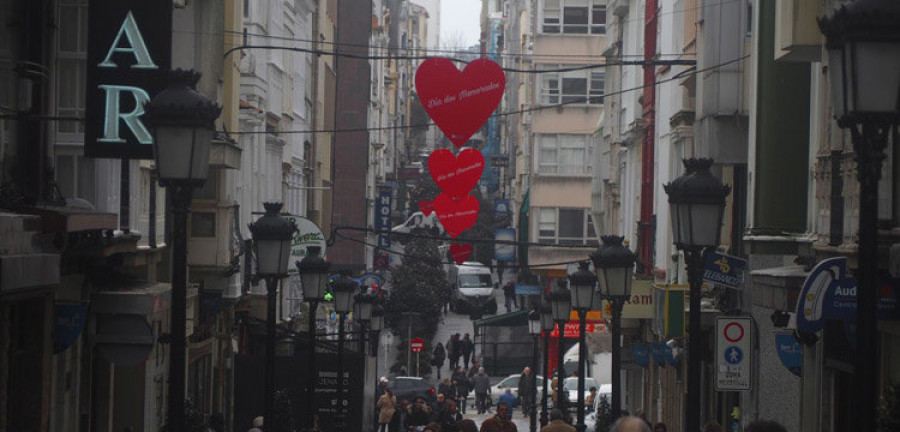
[414,57,505,148]
[433,193,480,239]
[449,243,472,264]
[427,148,485,198]
[419,200,434,216]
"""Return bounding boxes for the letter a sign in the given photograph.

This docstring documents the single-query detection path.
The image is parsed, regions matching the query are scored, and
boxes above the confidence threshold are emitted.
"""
[85,0,173,159]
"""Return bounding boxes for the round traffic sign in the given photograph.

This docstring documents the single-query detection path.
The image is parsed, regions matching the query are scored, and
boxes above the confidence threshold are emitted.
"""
[724,322,744,343]
[410,337,424,353]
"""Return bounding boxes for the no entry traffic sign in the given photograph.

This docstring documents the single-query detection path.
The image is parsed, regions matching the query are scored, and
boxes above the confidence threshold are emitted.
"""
[410,337,424,353]
[716,317,752,391]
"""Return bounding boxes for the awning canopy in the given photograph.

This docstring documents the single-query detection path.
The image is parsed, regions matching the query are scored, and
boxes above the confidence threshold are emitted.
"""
[473,309,529,329]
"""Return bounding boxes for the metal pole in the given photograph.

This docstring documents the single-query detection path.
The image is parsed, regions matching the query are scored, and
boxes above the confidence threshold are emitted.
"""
[307,299,319,430]
[556,320,567,422]
[540,332,550,427]
[611,298,625,419]
[337,312,347,428]
[265,277,278,429]
[416,351,420,377]
[530,334,538,432]
[407,316,412,374]
[852,121,887,432]
[685,249,705,432]
[576,310,587,431]
[168,185,191,432]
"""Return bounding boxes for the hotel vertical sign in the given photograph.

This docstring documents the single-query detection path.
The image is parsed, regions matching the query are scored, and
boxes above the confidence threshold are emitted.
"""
[85,0,173,159]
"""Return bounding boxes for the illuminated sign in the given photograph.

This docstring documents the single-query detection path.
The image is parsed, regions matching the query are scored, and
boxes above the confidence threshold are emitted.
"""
[86,0,173,159]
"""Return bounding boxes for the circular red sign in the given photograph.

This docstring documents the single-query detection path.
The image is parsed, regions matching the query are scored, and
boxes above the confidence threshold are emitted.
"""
[724,322,744,343]
[410,337,424,353]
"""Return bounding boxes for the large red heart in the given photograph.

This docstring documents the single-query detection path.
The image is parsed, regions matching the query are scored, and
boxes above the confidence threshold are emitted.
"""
[449,243,472,264]
[433,193,480,238]
[428,148,484,197]
[415,58,505,147]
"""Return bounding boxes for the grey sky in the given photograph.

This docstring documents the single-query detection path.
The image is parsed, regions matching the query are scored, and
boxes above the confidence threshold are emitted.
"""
[440,0,481,48]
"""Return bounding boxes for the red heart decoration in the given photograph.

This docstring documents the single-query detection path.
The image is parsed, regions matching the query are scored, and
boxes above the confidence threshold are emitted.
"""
[428,148,484,197]
[433,193,480,238]
[415,58,505,147]
[449,243,472,264]
[419,200,434,216]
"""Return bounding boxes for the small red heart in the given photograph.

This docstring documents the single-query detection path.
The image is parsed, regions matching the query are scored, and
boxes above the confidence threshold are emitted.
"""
[428,148,484,197]
[433,193,480,238]
[415,58,505,147]
[450,243,472,264]
[419,200,434,216]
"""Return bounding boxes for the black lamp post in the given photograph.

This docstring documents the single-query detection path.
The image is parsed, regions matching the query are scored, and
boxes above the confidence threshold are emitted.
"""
[590,236,636,419]
[297,246,329,430]
[664,158,731,432]
[527,309,541,432]
[819,2,900,429]
[331,273,358,427]
[550,281,572,421]
[354,291,375,353]
[568,262,598,431]
[370,303,385,358]
[539,300,554,427]
[249,202,297,429]
[143,70,220,432]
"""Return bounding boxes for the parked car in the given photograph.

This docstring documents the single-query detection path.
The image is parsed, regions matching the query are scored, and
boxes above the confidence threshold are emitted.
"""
[387,376,436,405]
[490,373,546,400]
[583,384,613,430]
[563,376,600,405]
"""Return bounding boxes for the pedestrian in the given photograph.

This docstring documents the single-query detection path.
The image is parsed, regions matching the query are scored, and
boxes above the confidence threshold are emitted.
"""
[377,377,389,400]
[457,419,478,432]
[540,409,575,432]
[208,412,225,432]
[478,401,518,432]
[460,334,474,369]
[439,400,463,432]
[439,378,452,399]
[744,420,787,432]
[653,423,667,432]
[423,422,443,432]
[702,421,722,432]
[408,398,431,429]
[433,342,447,379]
[431,393,448,422]
[453,377,470,414]
[391,399,411,432]
[585,386,597,412]
[447,334,460,370]
[377,389,397,432]
[502,281,516,312]
[550,370,559,409]
[517,367,536,418]
[498,389,517,416]
[610,416,652,432]
[472,366,492,414]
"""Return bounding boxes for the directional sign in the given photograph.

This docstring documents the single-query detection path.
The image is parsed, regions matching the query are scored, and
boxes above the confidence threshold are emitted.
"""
[703,252,747,289]
[410,337,424,353]
[716,317,752,391]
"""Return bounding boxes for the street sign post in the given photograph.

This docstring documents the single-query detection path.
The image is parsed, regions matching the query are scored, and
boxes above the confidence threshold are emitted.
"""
[410,337,424,377]
[715,317,752,391]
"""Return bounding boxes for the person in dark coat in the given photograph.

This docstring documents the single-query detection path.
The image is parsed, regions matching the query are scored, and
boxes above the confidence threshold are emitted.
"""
[447,333,461,369]
[408,398,431,429]
[517,367,536,417]
[472,367,492,414]
[439,400,464,432]
[460,334,475,369]
[452,377,470,414]
[391,399,410,432]
[439,378,452,400]
[432,342,447,379]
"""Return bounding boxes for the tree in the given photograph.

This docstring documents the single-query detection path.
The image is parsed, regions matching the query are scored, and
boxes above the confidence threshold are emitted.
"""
[593,396,614,432]
[879,381,900,432]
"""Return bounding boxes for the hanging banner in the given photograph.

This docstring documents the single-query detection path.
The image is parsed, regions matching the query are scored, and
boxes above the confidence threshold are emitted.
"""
[285,215,326,276]
[703,251,747,289]
[494,227,515,262]
[85,0,173,159]
[775,333,802,377]
[53,304,87,354]
[632,345,650,367]
[375,189,393,249]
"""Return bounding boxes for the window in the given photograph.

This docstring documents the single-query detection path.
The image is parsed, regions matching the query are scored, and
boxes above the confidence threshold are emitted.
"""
[56,0,88,139]
[537,134,592,174]
[536,208,598,246]
[543,0,606,34]
[540,67,604,105]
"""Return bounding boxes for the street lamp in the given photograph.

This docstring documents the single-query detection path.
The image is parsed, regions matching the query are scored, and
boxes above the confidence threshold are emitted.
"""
[568,262,598,431]
[143,70,220,432]
[249,202,297,430]
[550,280,571,421]
[370,303,385,357]
[296,246,329,430]
[819,2,900,429]
[664,158,730,432]
[331,273,358,428]
[528,309,541,432]
[354,291,375,352]
[539,300,554,427]
[590,236,636,419]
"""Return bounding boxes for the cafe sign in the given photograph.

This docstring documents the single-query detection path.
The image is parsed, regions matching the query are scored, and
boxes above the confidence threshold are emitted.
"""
[86,0,173,159]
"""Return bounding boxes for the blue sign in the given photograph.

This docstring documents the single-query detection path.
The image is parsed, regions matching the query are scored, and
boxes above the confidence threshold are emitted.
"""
[632,345,650,367]
[650,343,667,366]
[53,304,87,354]
[775,334,802,377]
[494,228,515,262]
[375,189,392,249]
[515,284,541,296]
[703,252,747,289]
[494,199,510,218]
[724,346,744,365]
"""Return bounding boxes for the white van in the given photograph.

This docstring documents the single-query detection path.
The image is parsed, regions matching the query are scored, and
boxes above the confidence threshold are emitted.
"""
[448,261,498,314]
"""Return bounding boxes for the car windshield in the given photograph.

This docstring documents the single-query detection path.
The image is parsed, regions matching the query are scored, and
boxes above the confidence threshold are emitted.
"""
[459,274,492,288]
[564,378,598,390]
[500,377,519,387]
[393,379,423,389]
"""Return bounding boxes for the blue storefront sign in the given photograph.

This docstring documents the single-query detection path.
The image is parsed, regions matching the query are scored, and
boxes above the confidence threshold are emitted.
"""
[515,284,541,296]
[494,199,510,218]
[703,252,747,289]
[775,333,802,377]
[53,304,87,354]
[632,345,650,367]
[375,189,392,249]
[494,228,515,262]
